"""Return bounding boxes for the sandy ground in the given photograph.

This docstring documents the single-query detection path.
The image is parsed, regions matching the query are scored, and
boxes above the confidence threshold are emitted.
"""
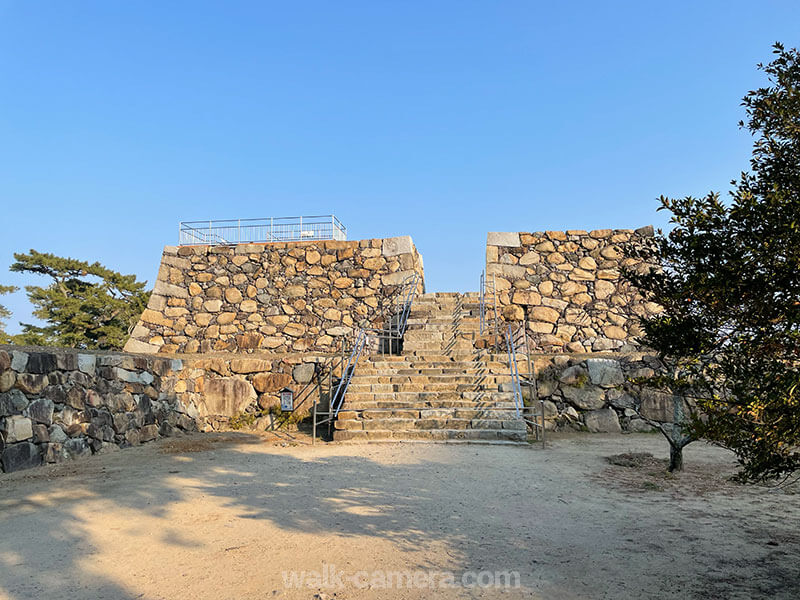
[0,433,798,600]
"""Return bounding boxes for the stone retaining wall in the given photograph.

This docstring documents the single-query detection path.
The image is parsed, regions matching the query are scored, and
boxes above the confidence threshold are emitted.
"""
[0,345,334,473]
[522,352,682,434]
[486,227,661,352]
[125,236,424,355]
[0,346,197,473]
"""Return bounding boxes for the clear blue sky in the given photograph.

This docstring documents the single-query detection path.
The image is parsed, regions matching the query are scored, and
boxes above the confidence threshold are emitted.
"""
[1,1,798,332]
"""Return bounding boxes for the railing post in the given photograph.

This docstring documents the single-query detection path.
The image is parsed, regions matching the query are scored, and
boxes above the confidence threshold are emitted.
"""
[312,398,317,445]
[492,274,499,354]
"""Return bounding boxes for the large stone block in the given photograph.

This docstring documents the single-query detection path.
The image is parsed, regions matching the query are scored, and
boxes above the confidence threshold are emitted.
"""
[382,236,414,257]
[0,389,28,416]
[26,352,58,374]
[77,353,96,375]
[584,408,621,433]
[252,372,292,393]
[63,437,92,459]
[15,373,48,395]
[199,377,256,417]
[10,351,28,372]
[1,442,42,472]
[561,385,605,410]
[230,359,270,374]
[487,232,521,248]
[153,279,189,298]
[292,363,316,384]
[585,359,624,386]
[24,398,54,426]
[2,415,33,442]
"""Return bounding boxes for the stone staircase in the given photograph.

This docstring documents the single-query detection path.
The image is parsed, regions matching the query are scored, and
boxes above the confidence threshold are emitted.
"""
[333,292,527,443]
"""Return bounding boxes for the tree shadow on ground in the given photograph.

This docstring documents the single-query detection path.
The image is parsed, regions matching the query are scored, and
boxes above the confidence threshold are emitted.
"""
[1,433,799,599]
[0,433,534,599]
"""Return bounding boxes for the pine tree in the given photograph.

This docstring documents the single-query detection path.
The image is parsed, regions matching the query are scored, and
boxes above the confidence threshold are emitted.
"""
[10,250,150,350]
[0,284,18,344]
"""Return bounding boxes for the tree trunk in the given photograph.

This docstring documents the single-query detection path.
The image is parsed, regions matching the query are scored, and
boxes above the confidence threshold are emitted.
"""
[668,444,684,472]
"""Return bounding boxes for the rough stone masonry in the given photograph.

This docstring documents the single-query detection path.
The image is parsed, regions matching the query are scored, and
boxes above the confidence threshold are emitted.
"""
[125,236,424,355]
[486,226,662,352]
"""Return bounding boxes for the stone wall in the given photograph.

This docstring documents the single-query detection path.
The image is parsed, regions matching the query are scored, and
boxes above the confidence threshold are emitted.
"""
[0,346,198,473]
[486,227,661,352]
[522,352,682,434]
[0,344,339,473]
[173,352,334,432]
[125,236,424,355]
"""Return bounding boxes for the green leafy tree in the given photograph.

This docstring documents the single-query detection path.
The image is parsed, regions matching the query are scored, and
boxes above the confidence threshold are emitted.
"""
[10,250,150,350]
[626,43,800,481]
[0,284,18,343]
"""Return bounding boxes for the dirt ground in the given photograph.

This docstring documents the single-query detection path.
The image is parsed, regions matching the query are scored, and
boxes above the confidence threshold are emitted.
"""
[0,433,798,600]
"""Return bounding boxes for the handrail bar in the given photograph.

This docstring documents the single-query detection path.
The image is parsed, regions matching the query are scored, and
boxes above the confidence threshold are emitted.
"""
[330,329,368,418]
[504,324,523,418]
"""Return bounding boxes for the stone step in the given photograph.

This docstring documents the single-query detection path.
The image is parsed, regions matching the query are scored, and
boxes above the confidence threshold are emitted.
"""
[360,359,510,368]
[352,366,507,375]
[348,374,509,383]
[345,383,504,393]
[341,402,518,411]
[333,429,527,442]
[335,417,526,431]
[337,408,521,420]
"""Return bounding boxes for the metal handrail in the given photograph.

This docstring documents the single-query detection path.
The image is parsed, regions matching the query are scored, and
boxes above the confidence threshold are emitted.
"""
[479,270,500,352]
[178,215,347,245]
[313,274,421,438]
[504,324,523,418]
[397,272,419,337]
[330,328,368,418]
[503,321,546,447]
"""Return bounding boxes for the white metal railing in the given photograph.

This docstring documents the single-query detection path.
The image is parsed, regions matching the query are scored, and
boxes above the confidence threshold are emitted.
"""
[479,270,500,351]
[505,321,546,447]
[178,215,347,245]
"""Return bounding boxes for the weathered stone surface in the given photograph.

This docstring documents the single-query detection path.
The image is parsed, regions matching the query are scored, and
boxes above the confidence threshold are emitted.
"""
[224,287,243,303]
[502,304,524,321]
[486,228,654,351]
[199,377,256,416]
[292,363,316,384]
[2,415,33,442]
[15,373,47,395]
[561,386,606,410]
[252,373,292,393]
[530,306,560,323]
[24,398,54,425]
[382,236,414,257]
[1,389,28,416]
[558,365,588,386]
[640,388,678,422]
[230,359,270,374]
[240,299,258,312]
[584,408,621,433]
[1,442,42,472]
[487,232,521,247]
[603,325,627,340]
[628,418,656,432]
[63,437,92,459]
[26,352,58,374]
[77,353,96,375]
[585,359,624,386]
[10,351,28,372]
[0,370,15,393]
